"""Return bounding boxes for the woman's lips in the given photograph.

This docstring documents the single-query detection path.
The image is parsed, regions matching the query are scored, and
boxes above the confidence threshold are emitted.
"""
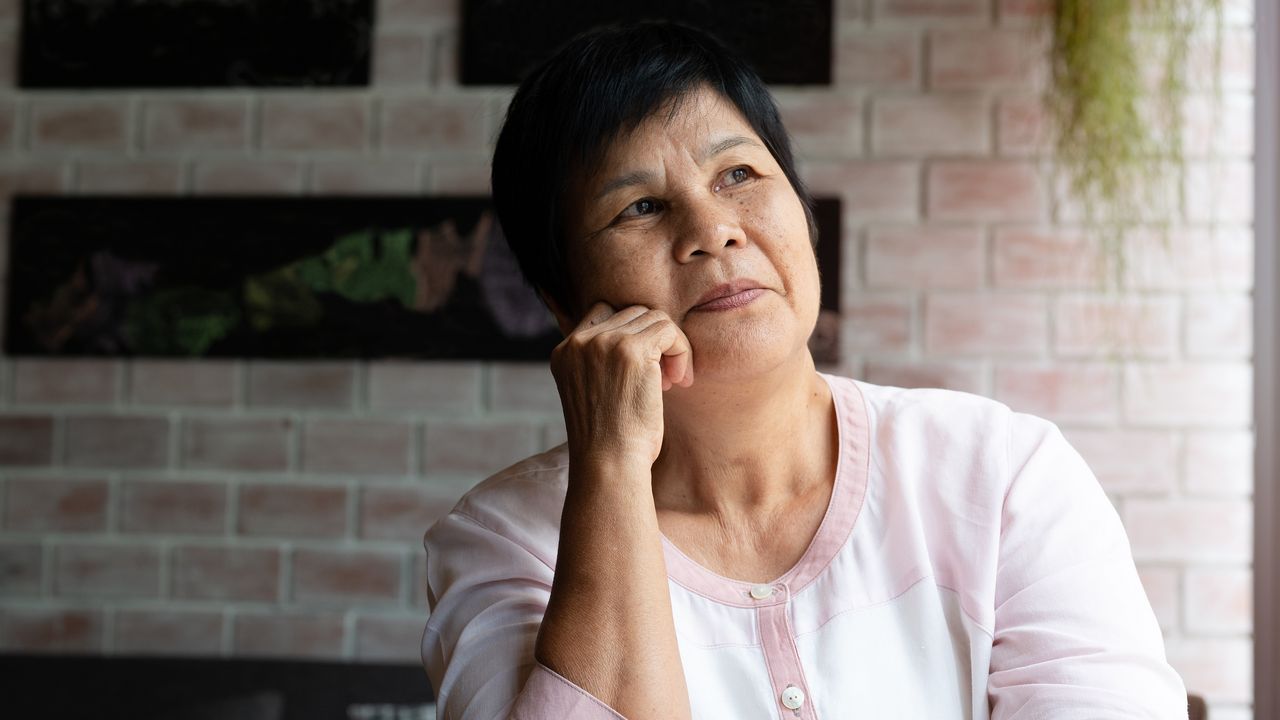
[690,287,765,311]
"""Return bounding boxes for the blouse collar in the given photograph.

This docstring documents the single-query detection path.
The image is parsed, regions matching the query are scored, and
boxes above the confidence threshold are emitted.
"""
[659,372,871,607]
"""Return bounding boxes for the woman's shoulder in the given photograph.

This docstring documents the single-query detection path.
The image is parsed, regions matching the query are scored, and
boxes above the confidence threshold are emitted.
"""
[823,371,1018,441]
[426,443,571,560]
[827,373,1060,498]
[830,373,1077,510]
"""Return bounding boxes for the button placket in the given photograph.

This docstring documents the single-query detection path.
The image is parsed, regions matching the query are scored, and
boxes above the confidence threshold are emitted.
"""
[755,586,816,719]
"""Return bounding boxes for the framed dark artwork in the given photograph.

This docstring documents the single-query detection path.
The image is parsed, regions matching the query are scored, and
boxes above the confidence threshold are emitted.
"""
[4,196,842,363]
[460,0,833,86]
[19,0,373,89]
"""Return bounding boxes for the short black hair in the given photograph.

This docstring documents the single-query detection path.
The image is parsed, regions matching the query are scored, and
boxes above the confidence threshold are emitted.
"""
[490,20,817,320]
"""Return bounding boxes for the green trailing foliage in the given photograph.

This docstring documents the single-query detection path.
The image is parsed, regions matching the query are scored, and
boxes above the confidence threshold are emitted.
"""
[1048,0,1223,288]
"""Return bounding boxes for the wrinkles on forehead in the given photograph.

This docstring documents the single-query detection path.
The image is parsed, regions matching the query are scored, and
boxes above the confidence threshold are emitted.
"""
[577,87,757,201]
[568,86,699,191]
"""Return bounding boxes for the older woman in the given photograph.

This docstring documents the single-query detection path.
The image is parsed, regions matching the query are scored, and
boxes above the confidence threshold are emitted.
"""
[421,21,1187,720]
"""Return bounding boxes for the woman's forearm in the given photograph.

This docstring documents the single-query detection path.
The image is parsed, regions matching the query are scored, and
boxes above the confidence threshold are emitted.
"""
[533,457,691,720]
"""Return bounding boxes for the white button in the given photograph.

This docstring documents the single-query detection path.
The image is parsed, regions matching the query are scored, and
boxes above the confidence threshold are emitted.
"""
[781,685,805,710]
[749,584,774,600]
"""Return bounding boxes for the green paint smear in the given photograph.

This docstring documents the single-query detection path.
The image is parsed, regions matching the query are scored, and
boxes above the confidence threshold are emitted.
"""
[292,229,416,307]
[124,227,421,355]
[125,286,242,356]
[245,228,417,334]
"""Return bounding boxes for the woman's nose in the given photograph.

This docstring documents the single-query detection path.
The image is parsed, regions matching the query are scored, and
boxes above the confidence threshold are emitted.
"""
[672,198,746,261]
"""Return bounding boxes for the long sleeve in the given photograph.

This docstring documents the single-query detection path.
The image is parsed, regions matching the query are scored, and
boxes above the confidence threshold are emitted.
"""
[421,510,625,720]
[987,412,1189,719]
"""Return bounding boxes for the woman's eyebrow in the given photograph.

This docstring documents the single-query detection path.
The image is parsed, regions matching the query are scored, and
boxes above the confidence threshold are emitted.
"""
[595,170,655,201]
[700,135,761,161]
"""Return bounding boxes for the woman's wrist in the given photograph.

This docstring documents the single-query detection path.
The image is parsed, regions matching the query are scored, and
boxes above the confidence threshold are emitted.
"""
[568,439,656,475]
[567,450,654,494]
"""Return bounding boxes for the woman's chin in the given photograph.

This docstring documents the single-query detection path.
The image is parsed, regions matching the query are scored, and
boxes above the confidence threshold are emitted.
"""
[685,324,807,382]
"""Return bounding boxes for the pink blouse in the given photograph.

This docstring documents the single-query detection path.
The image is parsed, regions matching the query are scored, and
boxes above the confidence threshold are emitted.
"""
[421,372,1188,719]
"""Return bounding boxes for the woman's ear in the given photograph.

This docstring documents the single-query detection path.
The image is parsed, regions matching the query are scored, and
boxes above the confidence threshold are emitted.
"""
[538,289,576,337]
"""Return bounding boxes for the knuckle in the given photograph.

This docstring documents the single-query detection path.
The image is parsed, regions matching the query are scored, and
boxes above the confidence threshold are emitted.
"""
[612,334,646,362]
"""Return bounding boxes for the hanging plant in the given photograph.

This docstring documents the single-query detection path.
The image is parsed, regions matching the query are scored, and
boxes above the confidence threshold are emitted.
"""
[1047,0,1224,289]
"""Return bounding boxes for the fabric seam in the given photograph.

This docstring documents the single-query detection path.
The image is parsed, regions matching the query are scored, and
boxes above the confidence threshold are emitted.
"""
[792,574,996,640]
[449,509,556,572]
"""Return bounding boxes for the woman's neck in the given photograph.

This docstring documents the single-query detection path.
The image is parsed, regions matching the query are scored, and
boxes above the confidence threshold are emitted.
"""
[651,350,836,520]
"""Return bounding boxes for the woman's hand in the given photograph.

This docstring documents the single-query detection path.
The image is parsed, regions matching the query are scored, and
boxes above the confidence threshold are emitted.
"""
[550,301,694,470]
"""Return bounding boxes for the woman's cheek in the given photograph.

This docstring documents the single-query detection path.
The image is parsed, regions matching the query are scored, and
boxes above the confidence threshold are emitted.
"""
[574,240,659,308]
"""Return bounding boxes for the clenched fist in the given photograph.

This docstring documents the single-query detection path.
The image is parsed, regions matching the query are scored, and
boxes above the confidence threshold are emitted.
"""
[550,302,695,471]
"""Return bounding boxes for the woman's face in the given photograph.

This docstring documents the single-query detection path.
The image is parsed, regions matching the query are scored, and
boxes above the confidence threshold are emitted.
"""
[558,86,822,380]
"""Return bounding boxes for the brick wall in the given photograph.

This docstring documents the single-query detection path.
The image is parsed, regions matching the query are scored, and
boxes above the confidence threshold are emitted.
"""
[0,0,1257,717]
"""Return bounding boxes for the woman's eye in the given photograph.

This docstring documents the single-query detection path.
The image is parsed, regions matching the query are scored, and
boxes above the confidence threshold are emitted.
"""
[717,167,752,191]
[619,198,661,219]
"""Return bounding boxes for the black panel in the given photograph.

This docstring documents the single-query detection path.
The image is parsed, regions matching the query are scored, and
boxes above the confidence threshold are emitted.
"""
[810,197,841,366]
[0,654,433,720]
[19,0,373,89]
[460,0,832,85]
[5,196,560,360]
[813,198,840,312]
